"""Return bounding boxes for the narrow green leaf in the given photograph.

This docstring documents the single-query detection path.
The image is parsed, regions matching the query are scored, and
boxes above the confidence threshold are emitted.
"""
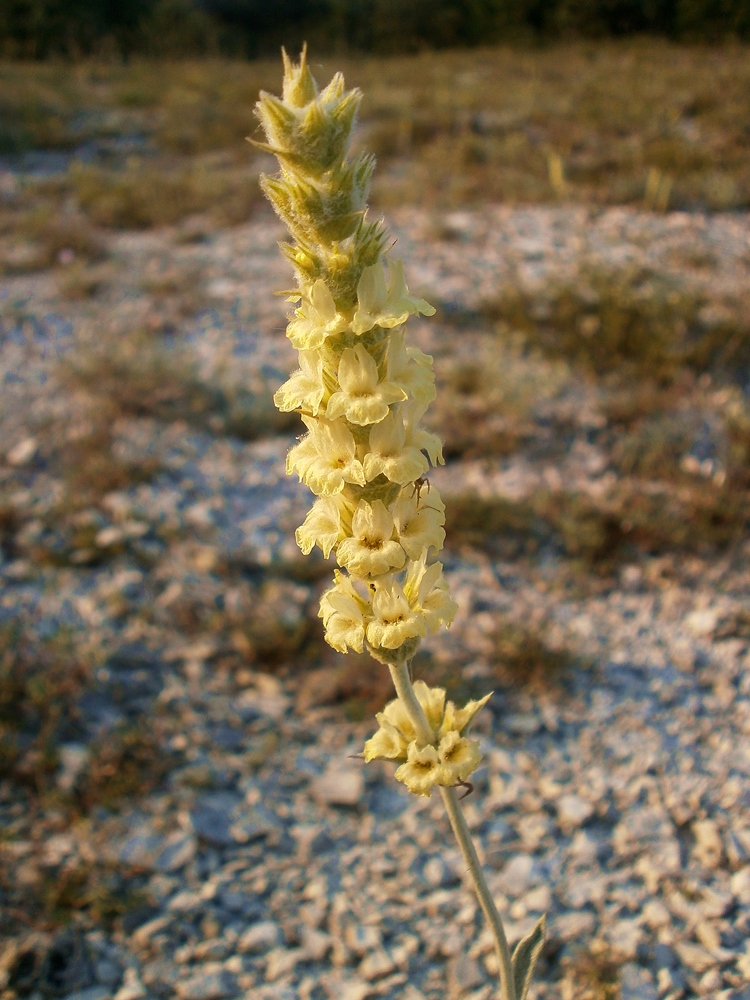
[512,913,546,1000]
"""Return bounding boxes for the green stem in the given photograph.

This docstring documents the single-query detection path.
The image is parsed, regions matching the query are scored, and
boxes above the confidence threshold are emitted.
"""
[387,661,434,745]
[388,660,516,1000]
[440,785,516,1000]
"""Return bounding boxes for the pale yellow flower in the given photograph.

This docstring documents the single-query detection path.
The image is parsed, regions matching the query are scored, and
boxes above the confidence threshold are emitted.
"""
[374,678,443,748]
[386,330,437,407]
[403,551,458,633]
[440,691,493,739]
[274,349,325,414]
[261,52,460,666]
[394,741,442,797]
[286,415,365,495]
[336,499,405,577]
[326,344,407,425]
[363,409,429,485]
[363,681,489,794]
[287,279,349,350]
[362,716,406,762]
[352,259,435,335]
[404,398,444,467]
[392,486,445,560]
[366,575,427,650]
[379,693,417,746]
[437,730,483,786]
[295,495,349,557]
[392,732,481,796]
[319,570,370,653]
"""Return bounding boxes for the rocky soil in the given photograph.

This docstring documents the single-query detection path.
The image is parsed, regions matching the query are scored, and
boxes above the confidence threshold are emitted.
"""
[1,203,750,1000]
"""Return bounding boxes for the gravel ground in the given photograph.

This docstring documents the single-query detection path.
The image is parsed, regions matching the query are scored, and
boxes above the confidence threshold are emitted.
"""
[1,204,750,1000]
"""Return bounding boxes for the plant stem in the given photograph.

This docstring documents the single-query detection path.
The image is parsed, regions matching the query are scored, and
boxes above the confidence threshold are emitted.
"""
[440,785,516,1000]
[387,661,434,745]
[388,660,516,1000]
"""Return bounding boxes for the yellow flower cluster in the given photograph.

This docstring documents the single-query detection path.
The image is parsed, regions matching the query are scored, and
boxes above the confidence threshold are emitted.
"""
[256,49,457,664]
[364,680,492,796]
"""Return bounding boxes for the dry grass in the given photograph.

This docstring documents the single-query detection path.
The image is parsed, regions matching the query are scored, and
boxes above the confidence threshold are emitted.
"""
[354,43,750,212]
[435,260,750,566]
[0,854,148,935]
[1,42,750,232]
[294,612,577,719]
[61,325,295,441]
[70,156,264,229]
[430,334,570,459]
[0,624,91,796]
[0,209,107,274]
[560,943,621,1000]
[446,479,750,567]
[475,268,750,382]
[0,621,172,816]
[76,725,173,812]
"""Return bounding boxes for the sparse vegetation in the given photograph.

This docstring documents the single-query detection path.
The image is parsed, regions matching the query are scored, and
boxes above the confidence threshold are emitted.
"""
[431,335,570,459]
[446,478,750,567]
[76,725,173,812]
[70,157,263,230]
[473,268,750,382]
[0,42,749,233]
[560,943,621,1000]
[1,39,749,994]
[0,624,91,796]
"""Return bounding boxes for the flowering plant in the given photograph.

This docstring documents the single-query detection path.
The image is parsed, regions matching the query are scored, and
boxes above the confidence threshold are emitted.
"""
[255,48,545,999]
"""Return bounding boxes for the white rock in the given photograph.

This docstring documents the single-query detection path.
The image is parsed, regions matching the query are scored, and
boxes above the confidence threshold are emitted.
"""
[499,854,535,897]
[168,890,202,912]
[619,962,657,1000]
[557,794,594,829]
[321,974,372,1000]
[736,945,750,979]
[606,919,643,960]
[641,899,671,929]
[7,437,37,466]
[345,924,381,956]
[113,969,147,1000]
[568,831,598,865]
[686,609,719,637]
[238,921,280,954]
[423,856,457,888]
[564,873,608,908]
[730,867,750,905]
[523,884,551,913]
[552,911,596,943]
[301,926,332,961]
[312,765,364,807]
[698,968,722,993]
[265,947,305,981]
[96,526,126,547]
[232,687,289,721]
[131,915,171,947]
[675,942,717,973]
[56,743,89,792]
[693,819,724,869]
[176,971,237,1000]
[656,967,685,996]
[359,948,395,981]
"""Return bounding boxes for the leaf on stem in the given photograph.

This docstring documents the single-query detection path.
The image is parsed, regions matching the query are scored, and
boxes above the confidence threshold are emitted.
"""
[511,913,546,1000]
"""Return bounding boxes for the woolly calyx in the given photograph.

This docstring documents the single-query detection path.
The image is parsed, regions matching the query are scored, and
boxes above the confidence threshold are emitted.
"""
[364,681,492,797]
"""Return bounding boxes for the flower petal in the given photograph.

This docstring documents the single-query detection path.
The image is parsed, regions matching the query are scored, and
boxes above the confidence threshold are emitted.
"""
[394,741,442,797]
[363,717,408,762]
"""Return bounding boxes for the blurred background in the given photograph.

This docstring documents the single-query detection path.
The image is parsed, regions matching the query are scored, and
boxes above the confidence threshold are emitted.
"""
[2,4,750,1000]
[2,0,750,58]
